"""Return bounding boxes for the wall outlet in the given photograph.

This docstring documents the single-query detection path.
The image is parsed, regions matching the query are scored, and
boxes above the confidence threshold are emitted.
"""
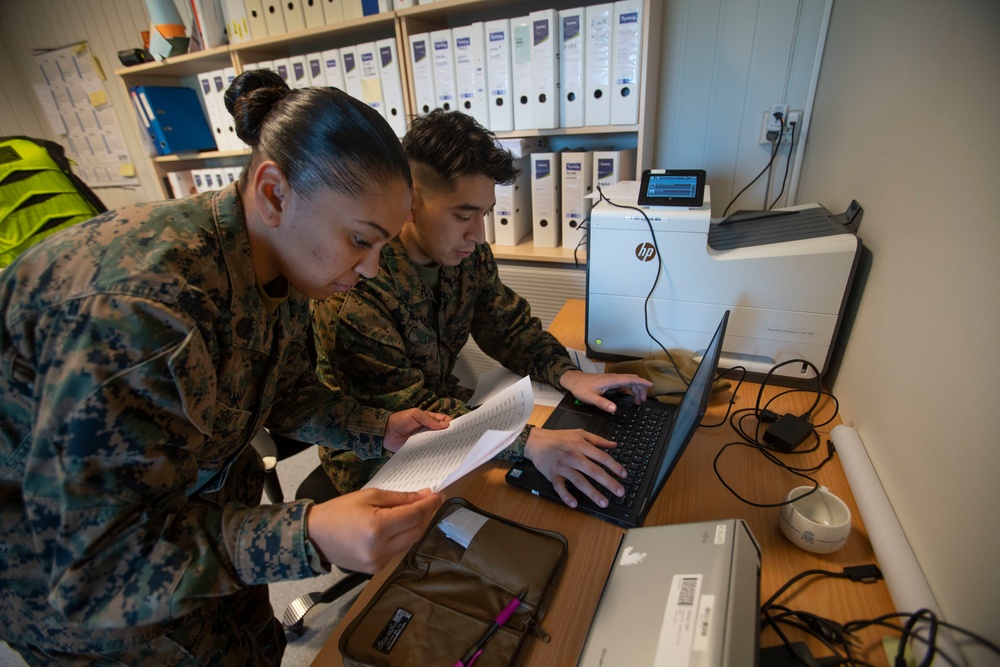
[760,108,801,145]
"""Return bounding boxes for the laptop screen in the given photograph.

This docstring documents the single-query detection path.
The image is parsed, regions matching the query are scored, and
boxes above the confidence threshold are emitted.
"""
[649,312,728,495]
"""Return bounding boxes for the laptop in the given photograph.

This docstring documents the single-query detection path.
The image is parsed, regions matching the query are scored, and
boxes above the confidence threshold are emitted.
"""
[577,519,761,666]
[505,311,729,528]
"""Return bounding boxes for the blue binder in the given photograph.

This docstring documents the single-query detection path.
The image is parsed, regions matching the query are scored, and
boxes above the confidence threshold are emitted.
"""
[130,85,217,155]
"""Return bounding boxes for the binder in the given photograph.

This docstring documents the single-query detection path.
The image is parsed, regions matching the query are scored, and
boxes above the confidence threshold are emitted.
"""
[132,86,217,155]
[243,0,268,38]
[357,42,385,118]
[584,3,614,127]
[376,37,407,137]
[225,165,244,183]
[280,0,306,32]
[611,1,642,125]
[322,48,346,90]
[166,170,197,199]
[530,151,560,248]
[341,45,365,102]
[484,19,513,132]
[592,146,636,190]
[430,29,457,112]
[306,51,326,85]
[289,54,310,88]
[559,7,585,128]
[484,209,495,244]
[196,71,226,151]
[191,169,210,193]
[342,0,363,20]
[302,0,326,28]
[321,0,344,24]
[409,33,436,116]
[453,23,489,128]
[561,150,593,250]
[493,156,531,246]
[191,0,229,49]
[510,15,533,131]
[222,0,252,43]
[210,70,232,151]
[529,9,559,130]
[221,67,243,150]
[360,0,391,14]
[262,0,287,36]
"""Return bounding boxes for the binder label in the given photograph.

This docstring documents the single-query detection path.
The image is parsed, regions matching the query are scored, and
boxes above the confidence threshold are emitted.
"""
[563,15,581,39]
[619,11,639,24]
[597,158,615,180]
[343,52,356,72]
[412,40,427,62]
[380,46,393,68]
[456,36,471,48]
[535,159,551,179]
[533,19,551,46]
[489,30,505,42]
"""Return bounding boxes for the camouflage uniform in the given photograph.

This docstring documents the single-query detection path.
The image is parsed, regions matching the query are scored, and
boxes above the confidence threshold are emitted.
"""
[311,237,578,494]
[0,184,391,665]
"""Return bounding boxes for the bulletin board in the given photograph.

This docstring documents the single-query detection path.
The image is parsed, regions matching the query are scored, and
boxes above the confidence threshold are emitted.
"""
[32,41,138,188]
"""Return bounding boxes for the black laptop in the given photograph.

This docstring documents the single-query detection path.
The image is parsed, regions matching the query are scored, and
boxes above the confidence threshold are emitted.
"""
[505,311,729,528]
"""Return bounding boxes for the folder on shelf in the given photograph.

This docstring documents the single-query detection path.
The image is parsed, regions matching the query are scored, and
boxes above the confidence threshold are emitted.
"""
[196,71,225,151]
[220,67,243,150]
[484,208,495,245]
[376,37,407,137]
[341,45,365,102]
[190,169,209,193]
[222,0,252,43]
[357,41,386,118]
[167,170,197,199]
[225,165,244,183]
[132,86,218,156]
[262,0,287,36]
[530,151,561,248]
[510,15,533,131]
[322,48,346,90]
[561,149,593,250]
[280,0,306,32]
[430,29,457,112]
[243,0,268,38]
[611,0,641,125]
[592,146,636,189]
[484,18,513,132]
[453,22,489,128]
[409,33,436,116]
[585,3,614,127]
[342,0,363,21]
[529,9,559,130]
[289,54,310,88]
[191,0,229,50]
[302,0,326,28]
[321,0,344,24]
[559,7,585,128]
[493,156,531,246]
[271,58,290,84]
[360,0,391,15]
[307,51,326,85]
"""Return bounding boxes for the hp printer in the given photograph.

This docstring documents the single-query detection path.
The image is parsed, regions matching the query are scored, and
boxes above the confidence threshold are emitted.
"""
[585,181,862,383]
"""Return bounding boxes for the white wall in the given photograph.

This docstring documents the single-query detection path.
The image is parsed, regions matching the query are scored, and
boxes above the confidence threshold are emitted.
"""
[794,0,1000,663]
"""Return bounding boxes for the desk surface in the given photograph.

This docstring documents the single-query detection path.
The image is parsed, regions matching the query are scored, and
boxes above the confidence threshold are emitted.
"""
[311,299,895,666]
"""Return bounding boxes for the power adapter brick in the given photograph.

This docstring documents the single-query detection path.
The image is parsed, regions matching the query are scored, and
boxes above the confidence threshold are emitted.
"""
[763,414,813,452]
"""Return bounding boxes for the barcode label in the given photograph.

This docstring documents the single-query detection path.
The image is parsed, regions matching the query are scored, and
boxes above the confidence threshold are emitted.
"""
[654,574,704,666]
[678,577,699,606]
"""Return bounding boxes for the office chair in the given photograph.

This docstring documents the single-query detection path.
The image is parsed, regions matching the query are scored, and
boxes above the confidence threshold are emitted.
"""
[251,428,372,639]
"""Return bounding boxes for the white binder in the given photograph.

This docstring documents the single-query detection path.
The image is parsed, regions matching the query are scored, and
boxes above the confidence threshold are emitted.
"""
[430,29,458,112]
[341,45,365,102]
[484,19,513,132]
[493,156,531,246]
[592,146,636,190]
[530,151,561,248]
[322,48,346,90]
[484,209,495,245]
[222,67,245,150]
[222,0,252,43]
[225,165,244,183]
[262,0,287,36]
[453,23,489,128]
[280,0,306,32]
[306,51,326,85]
[357,41,386,118]
[511,15,533,131]
[561,150,593,250]
[289,54,310,88]
[302,0,326,28]
[321,0,344,24]
[376,37,408,137]
[529,9,559,130]
[197,71,225,151]
[409,33,436,116]
[243,0,269,38]
[611,1,642,125]
[167,170,197,199]
[584,3,614,127]
[559,8,585,128]
[191,168,213,193]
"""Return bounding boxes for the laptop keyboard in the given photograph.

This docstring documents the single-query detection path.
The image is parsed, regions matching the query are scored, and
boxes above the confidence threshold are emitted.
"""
[601,402,669,508]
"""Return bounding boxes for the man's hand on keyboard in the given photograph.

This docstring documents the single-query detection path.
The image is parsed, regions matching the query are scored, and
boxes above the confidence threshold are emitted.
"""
[523,427,627,508]
[558,370,653,413]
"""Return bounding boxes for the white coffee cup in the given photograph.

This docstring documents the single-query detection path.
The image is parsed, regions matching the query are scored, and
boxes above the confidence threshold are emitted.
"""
[779,485,852,554]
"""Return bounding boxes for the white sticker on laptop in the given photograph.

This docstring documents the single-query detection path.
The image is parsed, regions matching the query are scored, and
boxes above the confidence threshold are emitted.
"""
[654,573,703,666]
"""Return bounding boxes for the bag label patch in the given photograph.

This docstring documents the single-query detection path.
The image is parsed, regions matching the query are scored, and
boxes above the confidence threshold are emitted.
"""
[373,607,413,654]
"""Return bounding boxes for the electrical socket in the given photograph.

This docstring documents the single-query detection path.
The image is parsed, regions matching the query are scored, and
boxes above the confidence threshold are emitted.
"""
[759,108,802,145]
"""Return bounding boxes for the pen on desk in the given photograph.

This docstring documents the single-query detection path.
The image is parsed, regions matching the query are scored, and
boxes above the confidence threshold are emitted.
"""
[453,593,525,667]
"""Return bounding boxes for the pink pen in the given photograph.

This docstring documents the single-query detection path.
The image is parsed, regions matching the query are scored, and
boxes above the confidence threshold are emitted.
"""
[453,593,525,667]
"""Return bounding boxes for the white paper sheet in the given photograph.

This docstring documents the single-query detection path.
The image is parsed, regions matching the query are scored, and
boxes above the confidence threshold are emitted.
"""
[363,376,534,492]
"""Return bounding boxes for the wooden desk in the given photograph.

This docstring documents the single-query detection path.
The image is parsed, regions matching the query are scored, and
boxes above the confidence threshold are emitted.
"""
[312,299,895,666]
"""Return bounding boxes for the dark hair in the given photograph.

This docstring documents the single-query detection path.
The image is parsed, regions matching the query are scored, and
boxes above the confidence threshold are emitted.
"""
[401,109,519,192]
[225,69,411,198]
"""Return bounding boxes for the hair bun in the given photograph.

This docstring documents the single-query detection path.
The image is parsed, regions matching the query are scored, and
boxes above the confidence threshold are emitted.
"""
[225,69,292,148]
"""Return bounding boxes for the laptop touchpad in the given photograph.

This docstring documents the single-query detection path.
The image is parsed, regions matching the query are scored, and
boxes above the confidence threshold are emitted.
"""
[549,409,596,430]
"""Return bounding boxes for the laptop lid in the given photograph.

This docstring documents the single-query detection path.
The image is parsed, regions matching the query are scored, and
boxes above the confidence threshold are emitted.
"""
[505,311,729,527]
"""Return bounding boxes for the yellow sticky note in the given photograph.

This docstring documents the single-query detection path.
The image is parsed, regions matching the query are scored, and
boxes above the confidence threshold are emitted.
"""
[361,78,381,102]
[119,163,136,177]
[89,90,108,107]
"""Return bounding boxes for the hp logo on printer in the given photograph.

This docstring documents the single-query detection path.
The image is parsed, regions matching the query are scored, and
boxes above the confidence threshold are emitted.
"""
[634,242,656,262]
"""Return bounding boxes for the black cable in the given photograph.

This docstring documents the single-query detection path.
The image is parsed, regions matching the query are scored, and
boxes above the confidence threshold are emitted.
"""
[723,116,785,217]
[698,365,748,428]
[768,120,797,210]
[574,217,589,267]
